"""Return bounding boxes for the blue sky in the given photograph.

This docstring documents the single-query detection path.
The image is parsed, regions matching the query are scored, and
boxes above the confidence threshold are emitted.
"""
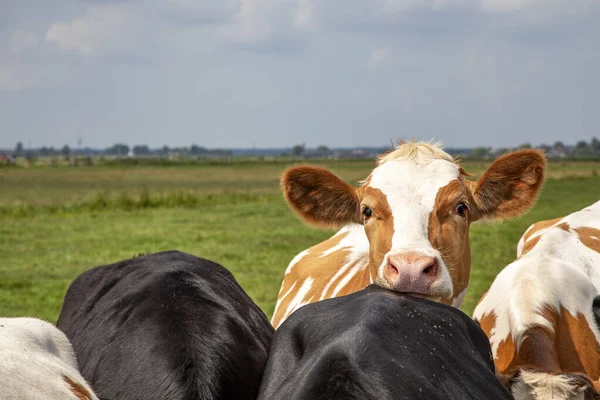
[1,0,599,149]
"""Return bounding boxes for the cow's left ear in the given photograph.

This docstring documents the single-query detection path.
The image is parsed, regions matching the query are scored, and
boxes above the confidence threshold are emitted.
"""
[470,150,546,221]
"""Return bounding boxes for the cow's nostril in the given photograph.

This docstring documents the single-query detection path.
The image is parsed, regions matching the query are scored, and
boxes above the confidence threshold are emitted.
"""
[422,262,436,275]
[386,263,399,281]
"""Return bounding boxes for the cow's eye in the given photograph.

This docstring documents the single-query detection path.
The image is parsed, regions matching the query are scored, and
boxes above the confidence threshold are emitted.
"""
[456,202,468,217]
[363,207,373,220]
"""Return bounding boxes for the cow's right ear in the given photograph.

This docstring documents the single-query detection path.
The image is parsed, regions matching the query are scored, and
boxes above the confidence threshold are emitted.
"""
[281,165,362,229]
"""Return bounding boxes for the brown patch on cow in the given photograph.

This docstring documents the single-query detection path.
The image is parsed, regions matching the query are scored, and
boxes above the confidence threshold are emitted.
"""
[281,165,362,229]
[575,227,600,253]
[496,334,518,374]
[520,235,542,256]
[476,311,496,338]
[522,217,563,243]
[514,325,562,374]
[428,179,473,304]
[470,149,546,221]
[63,375,94,400]
[361,187,394,281]
[476,311,518,375]
[558,308,600,380]
[488,305,600,383]
[520,220,571,256]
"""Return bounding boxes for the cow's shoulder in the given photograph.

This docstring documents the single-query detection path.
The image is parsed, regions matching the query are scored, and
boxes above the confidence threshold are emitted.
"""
[285,225,369,277]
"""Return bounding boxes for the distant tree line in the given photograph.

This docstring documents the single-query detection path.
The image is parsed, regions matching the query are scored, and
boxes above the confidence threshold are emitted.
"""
[3,138,600,164]
[4,142,233,159]
[468,137,600,159]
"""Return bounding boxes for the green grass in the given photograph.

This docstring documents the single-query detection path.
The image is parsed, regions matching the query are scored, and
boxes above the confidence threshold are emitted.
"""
[0,161,374,207]
[1,161,600,323]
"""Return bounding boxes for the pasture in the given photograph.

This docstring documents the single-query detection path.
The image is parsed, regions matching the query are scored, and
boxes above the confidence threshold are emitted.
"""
[1,159,600,323]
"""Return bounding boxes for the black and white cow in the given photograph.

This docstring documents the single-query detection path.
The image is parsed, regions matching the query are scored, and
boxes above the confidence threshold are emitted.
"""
[57,250,273,400]
[259,285,511,400]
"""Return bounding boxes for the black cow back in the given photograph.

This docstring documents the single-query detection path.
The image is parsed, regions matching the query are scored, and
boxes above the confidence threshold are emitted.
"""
[258,285,511,400]
[57,250,273,400]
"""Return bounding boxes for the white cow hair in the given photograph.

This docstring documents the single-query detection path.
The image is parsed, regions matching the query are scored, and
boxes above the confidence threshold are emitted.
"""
[377,140,454,166]
[511,370,589,400]
[0,317,98,400]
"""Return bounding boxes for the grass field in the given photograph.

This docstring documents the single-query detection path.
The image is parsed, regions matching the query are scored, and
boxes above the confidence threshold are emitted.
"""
[1,159,600,323]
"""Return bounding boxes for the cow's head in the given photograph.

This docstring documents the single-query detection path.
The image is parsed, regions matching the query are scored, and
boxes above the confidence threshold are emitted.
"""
[281,142,546,306]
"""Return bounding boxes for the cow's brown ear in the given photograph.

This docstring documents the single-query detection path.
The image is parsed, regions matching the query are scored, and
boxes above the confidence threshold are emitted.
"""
[470,150,546,221]
[281,165,362,229]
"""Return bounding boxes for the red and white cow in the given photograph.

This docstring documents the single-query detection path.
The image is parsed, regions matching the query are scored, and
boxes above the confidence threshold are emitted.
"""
[0,317,98,400]
[474,200,600,400]
[271,141,546,328]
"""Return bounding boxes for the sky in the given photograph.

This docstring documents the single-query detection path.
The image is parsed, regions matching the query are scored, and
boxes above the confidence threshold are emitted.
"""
[1,0,599,150]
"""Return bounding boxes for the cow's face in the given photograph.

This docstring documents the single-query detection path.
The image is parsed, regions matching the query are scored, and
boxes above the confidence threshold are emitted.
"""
[360,159,469,303]
[281,145,546,306]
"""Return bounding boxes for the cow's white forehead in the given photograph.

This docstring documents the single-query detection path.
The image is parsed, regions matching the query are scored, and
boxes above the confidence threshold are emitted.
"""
[368,159,461,248]
[369,159,460,203]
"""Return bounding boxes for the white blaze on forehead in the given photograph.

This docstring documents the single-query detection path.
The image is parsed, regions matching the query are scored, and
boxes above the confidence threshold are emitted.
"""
[368,159,461,250]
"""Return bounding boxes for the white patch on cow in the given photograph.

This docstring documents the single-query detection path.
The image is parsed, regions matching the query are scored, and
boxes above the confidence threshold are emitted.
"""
[319,224,369,259]
[283,249,310,277]
[511,370,588,400]
[283,277,314,318]
[473,200,600,359]
[369,159,460,299]
[0,317,98,400]
[452,287,468,308]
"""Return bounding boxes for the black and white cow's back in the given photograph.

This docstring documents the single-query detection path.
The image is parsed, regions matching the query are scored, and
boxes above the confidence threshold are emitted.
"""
[259,285,511,400]
[57,250,273,400]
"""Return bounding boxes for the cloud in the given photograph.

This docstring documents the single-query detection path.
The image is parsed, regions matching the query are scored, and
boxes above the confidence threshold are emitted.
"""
[45,6,134,55]
[217,0,318,49]
[294,0,317,31]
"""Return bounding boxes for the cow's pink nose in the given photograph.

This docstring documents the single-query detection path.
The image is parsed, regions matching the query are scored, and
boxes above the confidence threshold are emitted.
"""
[384,252,439,294]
